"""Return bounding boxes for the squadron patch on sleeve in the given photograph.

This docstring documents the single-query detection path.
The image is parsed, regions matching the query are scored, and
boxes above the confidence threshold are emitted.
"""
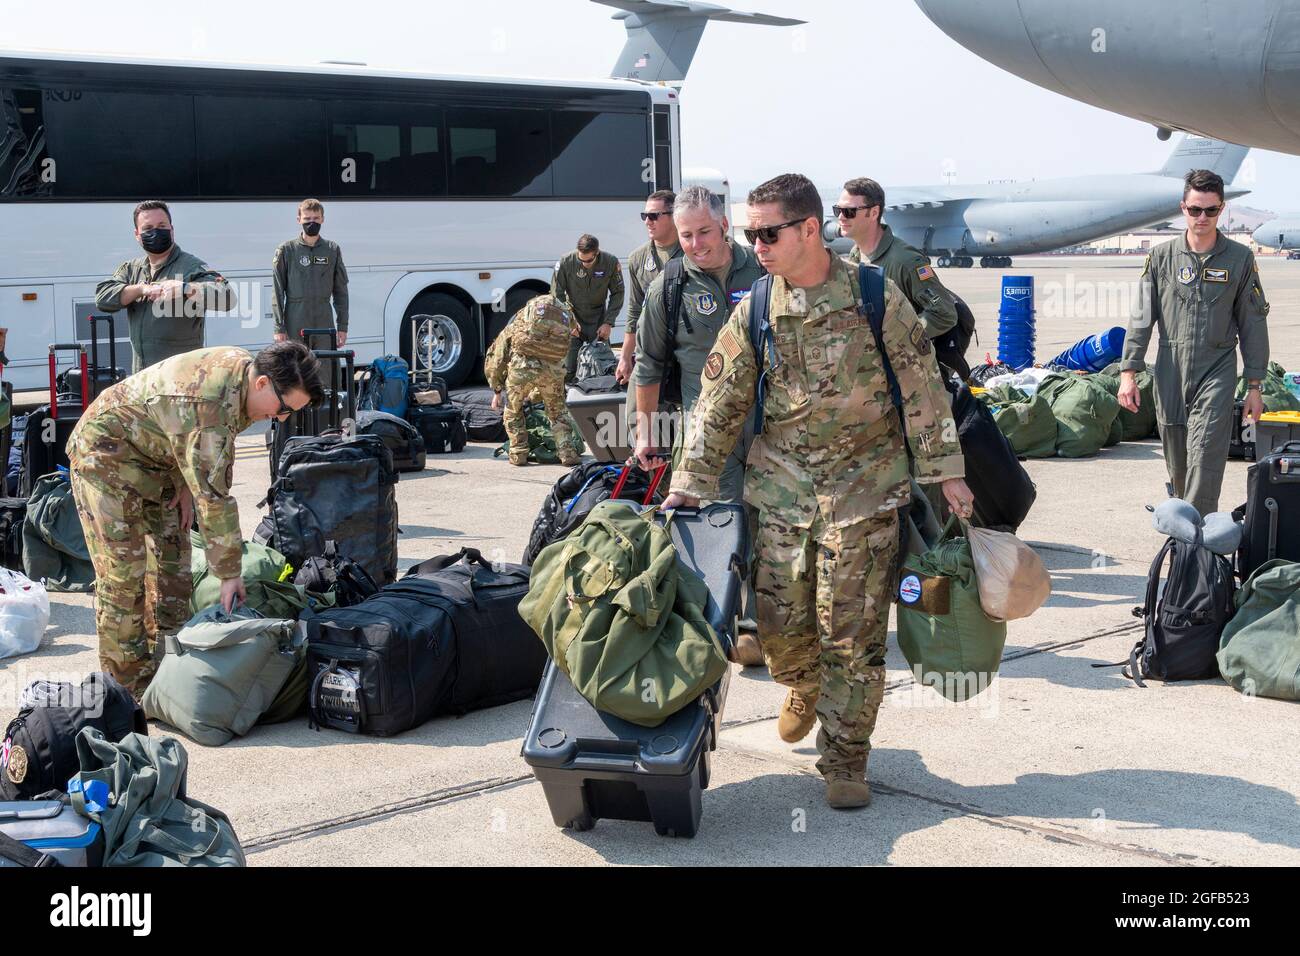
[703,351,726,381]
[909,322,932,355]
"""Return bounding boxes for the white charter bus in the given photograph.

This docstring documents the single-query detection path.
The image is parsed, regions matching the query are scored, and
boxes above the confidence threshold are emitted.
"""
[0,51,682,388]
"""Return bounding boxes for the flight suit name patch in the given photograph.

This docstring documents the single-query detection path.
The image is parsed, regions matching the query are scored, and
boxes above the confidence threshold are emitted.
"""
[1203,268,1229,283]
[831,315,867,331]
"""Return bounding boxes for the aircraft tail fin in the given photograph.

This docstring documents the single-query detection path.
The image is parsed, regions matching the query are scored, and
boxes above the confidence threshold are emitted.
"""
[1158,135,1251,182]
[595,0,804,85]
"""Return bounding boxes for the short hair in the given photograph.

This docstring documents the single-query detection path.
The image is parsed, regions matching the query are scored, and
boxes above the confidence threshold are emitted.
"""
[254,340,325,406]
[577,234,600,254]
[299,198,324,215]
[1183,169,1225,202]
[673,184,725,224]
[647,189,676,208]
[747,173,822,225]
[843,177,886,210]
[133,200,172,228]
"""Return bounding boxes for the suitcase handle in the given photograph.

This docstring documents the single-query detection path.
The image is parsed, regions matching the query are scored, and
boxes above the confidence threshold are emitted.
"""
[299,327,339,352]
[87,314,117,390]
[311,349,357,427]
[612,456,668,505]
[406,547,494,577]
[48,345,89,420]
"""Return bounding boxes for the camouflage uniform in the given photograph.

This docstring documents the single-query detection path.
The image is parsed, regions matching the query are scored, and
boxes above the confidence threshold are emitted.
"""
[551,250,625,381]
[67,347,253,697]
[670,253,963,778]
[1121,230,1270,515]
[486,296,581,467]
[95,246,237,373]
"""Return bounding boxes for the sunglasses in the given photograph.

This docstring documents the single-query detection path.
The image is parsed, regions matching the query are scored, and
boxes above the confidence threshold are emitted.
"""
[743,218,809,246]
[832,204,876,219]
[269,379,295,418]
[640,209,673,222]
[1185,204,1223,218]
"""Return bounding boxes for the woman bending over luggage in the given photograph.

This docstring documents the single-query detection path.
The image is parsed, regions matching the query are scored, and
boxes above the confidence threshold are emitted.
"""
[68,341,324,699]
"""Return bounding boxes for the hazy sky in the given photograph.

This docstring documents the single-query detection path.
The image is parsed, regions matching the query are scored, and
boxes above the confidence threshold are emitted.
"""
[10,0,1300,213]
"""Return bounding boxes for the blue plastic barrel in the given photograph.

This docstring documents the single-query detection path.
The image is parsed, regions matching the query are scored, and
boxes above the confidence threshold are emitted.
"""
[1048,326,1126,372]
[997,275,1035,369]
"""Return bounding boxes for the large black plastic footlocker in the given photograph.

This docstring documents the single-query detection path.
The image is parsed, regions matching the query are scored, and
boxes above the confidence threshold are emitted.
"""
[521,502,748,838]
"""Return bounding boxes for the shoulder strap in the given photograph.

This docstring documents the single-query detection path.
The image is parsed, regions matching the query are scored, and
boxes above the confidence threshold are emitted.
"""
[748,274,775,435]
[859,263,902,414]
[0,828,59,868]
[662,256,690,348]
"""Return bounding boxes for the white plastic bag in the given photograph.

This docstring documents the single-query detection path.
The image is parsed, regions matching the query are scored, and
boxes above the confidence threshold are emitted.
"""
[0,567,51,659]
[965,524,1052,622]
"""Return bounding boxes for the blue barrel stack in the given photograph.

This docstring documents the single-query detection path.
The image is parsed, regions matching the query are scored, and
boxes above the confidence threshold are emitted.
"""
[997,275,1035,370]
[1048,326,1128,372]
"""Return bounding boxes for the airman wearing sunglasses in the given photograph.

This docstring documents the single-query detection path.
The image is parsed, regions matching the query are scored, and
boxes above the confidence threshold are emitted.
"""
[1119,168,1271,516]
[663,173,971,810]
[551,233,626,383]
[619,190,683,389]
[66,341,324,697]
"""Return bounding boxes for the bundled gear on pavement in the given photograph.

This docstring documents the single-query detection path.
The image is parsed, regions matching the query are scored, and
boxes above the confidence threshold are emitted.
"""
[975,384,1057,459]
[1100,361,1159,441]
[22,471,94,592]
[493,401,585,465]
[189,531,329,620]
[1036,371,1122,458]
[1216,559,1300,701]
[1236,361,1300,414]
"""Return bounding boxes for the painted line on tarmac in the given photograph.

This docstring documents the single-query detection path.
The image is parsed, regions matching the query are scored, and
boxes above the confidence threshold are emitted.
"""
[242,773,535,854]
[720,743,1219,867]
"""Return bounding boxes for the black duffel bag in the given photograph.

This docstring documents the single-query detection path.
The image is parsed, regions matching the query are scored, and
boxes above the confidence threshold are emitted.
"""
[1,673,145,800]
[355,410,427,472]
[522,461,665,565]
[450,386,507,443]
[301,547,546,736]
[946,377,1037,533]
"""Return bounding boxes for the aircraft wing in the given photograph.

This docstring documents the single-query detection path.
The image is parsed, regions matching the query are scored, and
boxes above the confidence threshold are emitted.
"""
[595,0,803,27]
[883,186,959,210]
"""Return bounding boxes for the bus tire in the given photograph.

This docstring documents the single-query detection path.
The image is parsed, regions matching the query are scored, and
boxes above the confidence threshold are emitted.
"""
[403,292,477,387]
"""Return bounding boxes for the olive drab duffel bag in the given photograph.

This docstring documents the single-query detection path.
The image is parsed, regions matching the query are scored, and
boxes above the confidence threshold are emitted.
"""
[519,500,729,727]
[1036,372,1121,458]
[895,516,1008,701]
[1216,558,1300,701]
[976,384,1057,459]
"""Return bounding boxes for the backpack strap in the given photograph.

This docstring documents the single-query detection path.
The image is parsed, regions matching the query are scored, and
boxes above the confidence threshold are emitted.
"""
[1122,537,1178,687]
[748,273,775,435]
[645,256,691,378]
[859,263,904,420]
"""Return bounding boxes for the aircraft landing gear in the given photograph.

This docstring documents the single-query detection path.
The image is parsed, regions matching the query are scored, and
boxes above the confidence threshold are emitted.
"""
[979,256,1013,268]
[936,255,974,268]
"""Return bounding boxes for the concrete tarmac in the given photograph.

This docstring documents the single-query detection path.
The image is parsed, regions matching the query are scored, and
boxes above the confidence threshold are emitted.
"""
[2,255,1297,866]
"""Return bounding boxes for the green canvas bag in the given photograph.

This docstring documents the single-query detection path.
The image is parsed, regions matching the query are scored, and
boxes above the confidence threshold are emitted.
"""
[142,606,302,746]
[1101,361,1159,440]
[895,516,1007,701]
[1216,559,1300,701]
[977,384,1057,458]
[520,500,728,726]
[1037,372,1120,458]
[69,726,245,867]
[190,532,329,619]
[1236,361,1300,413]
[494,401,585,464]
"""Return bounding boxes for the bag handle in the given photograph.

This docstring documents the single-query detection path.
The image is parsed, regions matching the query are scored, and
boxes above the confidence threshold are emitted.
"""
[406,547,494,577]
[170,617,285,653]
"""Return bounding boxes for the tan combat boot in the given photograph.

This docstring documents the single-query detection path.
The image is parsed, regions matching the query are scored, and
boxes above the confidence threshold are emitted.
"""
[777,689,818,743]
[825,774,872,810]
[559,453,582,467]
[731,631,764,667]
[508,456,529,467]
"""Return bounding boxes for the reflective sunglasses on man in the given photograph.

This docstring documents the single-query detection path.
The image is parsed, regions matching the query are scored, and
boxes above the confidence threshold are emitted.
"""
[640,209,673,222]
[1185,204,1223,219]
[743,218,809,245]
[832,204,877,219]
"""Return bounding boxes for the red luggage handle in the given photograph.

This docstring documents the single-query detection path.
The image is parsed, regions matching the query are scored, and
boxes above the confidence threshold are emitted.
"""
[48,344,89,420]
[611,460,667,505]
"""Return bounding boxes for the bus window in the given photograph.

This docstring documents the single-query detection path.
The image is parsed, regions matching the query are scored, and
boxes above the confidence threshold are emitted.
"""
[447,107,550,197]
[197,95,327,197]
[653,105,672,191]
[551,110,650,198]
[330,101,445,197]
[0,88,50,198]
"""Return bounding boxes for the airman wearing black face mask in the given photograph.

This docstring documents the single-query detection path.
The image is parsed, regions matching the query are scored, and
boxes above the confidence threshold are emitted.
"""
[95,200,237,373]
[271,198,350,347]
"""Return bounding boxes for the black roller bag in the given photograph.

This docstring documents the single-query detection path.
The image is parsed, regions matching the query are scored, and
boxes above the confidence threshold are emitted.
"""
[408,402,467,454]
[267,340,354,479]
[356,409,427,472]
[0,497,25,570]
[22,345,90,497]
[450,385,506,443]
[523,460,666,565]
[1234,440,1300,580]
[521,501,748,839]
[301,547,546,736]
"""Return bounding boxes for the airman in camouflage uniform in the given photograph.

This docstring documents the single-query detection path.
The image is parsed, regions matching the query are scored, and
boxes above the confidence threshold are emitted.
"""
[67,345,313,697]
[665,174,972,809]
[487,295,582,467]
[551,235,625,382]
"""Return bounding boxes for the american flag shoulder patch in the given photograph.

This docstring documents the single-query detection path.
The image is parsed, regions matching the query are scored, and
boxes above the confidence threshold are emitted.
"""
[718,326,744,360]
[916,265,935,281]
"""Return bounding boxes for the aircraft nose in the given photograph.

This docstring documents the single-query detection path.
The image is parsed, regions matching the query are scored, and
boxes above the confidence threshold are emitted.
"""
[1252,224,1270,246]
[913,0,1064,92]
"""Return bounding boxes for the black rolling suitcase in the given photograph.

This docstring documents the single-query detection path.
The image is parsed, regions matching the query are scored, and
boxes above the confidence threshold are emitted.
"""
[450,385,506,443]
[267,339,354,479]
[58,315,125,403]
[521,500,748,839]
[1234,440,1300,579]
[407,402,467,453]
[355,410,426,472]
[21,344,92,496]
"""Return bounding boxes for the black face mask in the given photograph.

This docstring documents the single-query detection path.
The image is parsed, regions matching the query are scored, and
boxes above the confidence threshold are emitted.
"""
[140,227,173,254]
[302,221,322,237]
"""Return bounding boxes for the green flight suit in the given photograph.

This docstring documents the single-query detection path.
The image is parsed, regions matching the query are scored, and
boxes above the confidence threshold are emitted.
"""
[272,236,349,341]
[68,347,254,697]
[849,224,958,338]
[633,239,763,503]
[1121,231,1270,516]
[624,239,684,429]
[551,249,625,381]
[95,245,237,373]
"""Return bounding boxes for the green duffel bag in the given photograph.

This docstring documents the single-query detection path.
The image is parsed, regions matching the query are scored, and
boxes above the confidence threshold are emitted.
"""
[520,500,729,727]
[190,532,328,619]
[493,400,585,464]
[1235,360,1300,413]
[1101,361,1158,440]
[895,516,1007,701]
[1037,372,1120,458]
[70,726,245,867]
[977,384,1057,458]
[1089,373,1125,447]
[1216,559,1300,701]
[142,605,303,746]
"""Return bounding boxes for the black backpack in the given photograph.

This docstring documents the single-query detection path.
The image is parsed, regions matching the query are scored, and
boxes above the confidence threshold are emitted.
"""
[522,462,666,565]
[1,673,146,800]
[354,409,427,472]
[293,540,380,608]
[1124,537,1236,686]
